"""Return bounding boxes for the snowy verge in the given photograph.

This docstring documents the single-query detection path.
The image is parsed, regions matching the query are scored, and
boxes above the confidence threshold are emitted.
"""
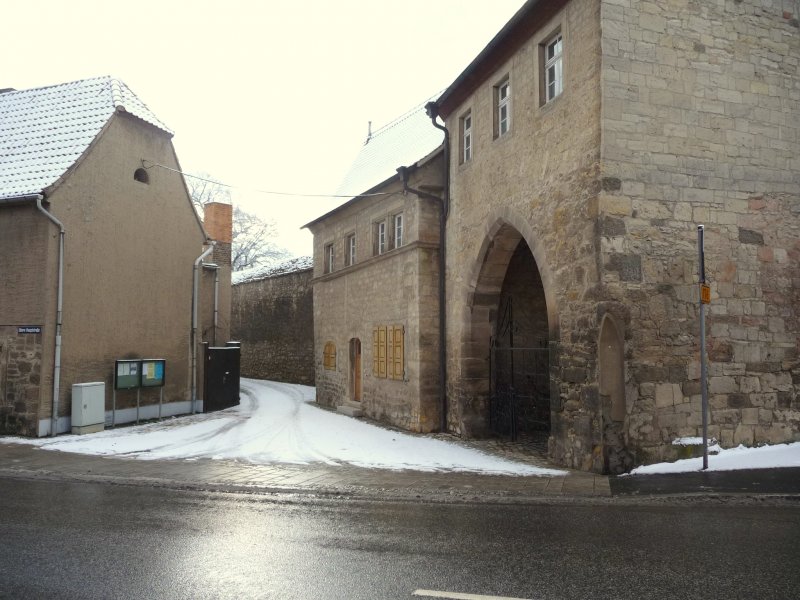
[630,442,800,475]
[2,379,564,477]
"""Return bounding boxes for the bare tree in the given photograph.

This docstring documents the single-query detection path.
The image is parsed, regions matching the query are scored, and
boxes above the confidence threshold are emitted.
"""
[231,205,289,271]
[185,172,231,217]
[185,172,289,272]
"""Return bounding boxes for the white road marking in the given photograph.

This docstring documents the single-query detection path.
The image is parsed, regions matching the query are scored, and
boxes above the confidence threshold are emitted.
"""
[412,590,532,600]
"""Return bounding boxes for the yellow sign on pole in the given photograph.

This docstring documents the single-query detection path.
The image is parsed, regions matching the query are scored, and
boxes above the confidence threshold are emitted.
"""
[700,283,711,304]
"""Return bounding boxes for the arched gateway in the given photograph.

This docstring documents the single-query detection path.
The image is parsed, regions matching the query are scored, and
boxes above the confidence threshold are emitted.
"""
[458,214,559,454]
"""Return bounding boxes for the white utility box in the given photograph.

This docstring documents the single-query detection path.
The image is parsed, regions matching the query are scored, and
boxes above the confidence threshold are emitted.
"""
[71,382,106,434]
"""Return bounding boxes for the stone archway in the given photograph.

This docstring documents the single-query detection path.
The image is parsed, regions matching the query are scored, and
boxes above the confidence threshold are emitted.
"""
[457,210,558,449]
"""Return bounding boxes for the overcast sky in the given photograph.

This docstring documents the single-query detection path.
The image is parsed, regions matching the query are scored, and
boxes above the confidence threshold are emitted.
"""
[6,0,526,256]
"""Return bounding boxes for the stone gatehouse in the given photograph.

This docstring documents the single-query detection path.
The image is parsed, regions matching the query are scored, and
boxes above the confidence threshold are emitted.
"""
[309,0,799,472]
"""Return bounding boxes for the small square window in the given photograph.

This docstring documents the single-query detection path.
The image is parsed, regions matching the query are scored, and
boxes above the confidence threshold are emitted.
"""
[495,78,511,138]
[460,111,472,163]
[544,33,563,103]
[345,234,356,266]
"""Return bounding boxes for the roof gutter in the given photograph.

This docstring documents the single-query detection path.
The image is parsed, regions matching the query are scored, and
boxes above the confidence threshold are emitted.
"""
[397,108,450,432]
[32,195,65,436]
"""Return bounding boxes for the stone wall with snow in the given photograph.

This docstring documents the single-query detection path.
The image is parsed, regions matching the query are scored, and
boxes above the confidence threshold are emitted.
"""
[231,259,314,385]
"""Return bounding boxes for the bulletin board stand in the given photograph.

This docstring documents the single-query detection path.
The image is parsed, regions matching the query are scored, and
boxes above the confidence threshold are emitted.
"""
[112,359,166,427]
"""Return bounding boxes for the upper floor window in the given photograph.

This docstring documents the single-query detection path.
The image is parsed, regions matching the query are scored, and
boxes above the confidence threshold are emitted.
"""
[495,78,511,138]
[460,111,472,163]
[544,33,563,103]
[345,233,356,267]
[324,243,334,274]
[375,221,387,255]
[393,214,403,249]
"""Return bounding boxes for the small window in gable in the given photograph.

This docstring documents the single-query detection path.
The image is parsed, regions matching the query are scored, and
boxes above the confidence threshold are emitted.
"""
[134,168,149,184]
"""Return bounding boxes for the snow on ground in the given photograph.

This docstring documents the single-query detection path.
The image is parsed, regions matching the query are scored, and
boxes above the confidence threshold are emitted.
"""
[3,379,564,476]
[630,441,800,475]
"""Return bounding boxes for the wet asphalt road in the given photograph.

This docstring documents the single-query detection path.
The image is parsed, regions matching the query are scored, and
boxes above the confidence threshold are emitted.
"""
[1,478,799,600]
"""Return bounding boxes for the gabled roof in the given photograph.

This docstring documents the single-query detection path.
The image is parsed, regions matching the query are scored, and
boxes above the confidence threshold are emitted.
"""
[434,0,566,118]
[0,76,172,200]
[333,97,444,200]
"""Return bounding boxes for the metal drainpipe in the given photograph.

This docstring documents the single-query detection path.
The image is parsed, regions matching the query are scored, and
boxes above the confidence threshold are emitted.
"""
[191,243,215,414]
[426,102,451,432]
[34,196,64,436]
[202,263,220,346]
[398,128,450,433]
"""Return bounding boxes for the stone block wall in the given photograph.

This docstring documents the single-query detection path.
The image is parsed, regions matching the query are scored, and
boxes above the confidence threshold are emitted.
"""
[309,160,442,432]
[0,327,43,436]
[231,267,314,385]
[600,0,800,461]
[443,0,605,470]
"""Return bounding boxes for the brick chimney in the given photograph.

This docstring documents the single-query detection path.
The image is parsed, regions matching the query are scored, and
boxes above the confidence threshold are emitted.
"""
[203,202,232,266]
[203,202,232,243]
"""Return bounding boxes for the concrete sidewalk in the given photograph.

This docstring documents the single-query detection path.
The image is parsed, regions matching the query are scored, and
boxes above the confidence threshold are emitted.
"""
[3,440,798,503]
[0,440,608,502]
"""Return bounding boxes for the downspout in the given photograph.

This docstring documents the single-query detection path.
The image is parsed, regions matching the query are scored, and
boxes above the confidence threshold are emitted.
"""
[191,243,215,414]
[34,196,65,436]
[202,263,220,346]
[398,102,450,432]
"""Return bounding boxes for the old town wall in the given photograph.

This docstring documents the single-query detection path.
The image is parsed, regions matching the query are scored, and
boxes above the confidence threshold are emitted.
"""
[599,0,800,462]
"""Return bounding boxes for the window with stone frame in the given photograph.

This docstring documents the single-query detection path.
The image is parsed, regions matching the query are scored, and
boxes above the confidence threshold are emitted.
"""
[543,32,563,104]
[460,110,472,163]
[324,242,334,274]
[374,220,387,255]
[494,77,511,138]
[345,233,356,267]
[392,213,404,249]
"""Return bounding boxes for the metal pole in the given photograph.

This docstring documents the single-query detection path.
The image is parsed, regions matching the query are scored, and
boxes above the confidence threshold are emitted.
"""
[136,388,141,425]
[698,225,709,470]
[112,389,116,428]
[159,387,163,420]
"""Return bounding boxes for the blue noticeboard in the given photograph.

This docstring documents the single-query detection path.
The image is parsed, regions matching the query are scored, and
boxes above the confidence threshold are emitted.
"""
[141,359,166,388]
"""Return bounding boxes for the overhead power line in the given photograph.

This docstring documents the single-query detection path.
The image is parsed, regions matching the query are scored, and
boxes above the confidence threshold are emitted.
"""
[140,160,392,199]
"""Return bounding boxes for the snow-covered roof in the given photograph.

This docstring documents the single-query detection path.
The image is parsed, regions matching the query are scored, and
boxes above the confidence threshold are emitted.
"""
[333,97,444,199]
[232,256,313,285]
[0,76,172,200]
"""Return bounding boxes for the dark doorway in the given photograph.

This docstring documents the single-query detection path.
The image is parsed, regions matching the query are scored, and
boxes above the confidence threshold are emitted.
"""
[489,240,551,445]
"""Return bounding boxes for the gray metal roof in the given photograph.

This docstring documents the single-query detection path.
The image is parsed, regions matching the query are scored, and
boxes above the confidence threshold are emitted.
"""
[333,98,443,200]
[0,76,172,200]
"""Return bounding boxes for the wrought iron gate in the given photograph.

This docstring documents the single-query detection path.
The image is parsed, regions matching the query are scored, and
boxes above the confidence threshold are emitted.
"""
[203,342,241,413]
[489,297,550,441]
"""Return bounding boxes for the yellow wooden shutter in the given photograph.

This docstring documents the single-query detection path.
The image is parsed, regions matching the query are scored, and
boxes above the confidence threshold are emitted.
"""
[373,327,387,378]
[379,327,387,378]
[372,328,379,375]
[391,326,404,379]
